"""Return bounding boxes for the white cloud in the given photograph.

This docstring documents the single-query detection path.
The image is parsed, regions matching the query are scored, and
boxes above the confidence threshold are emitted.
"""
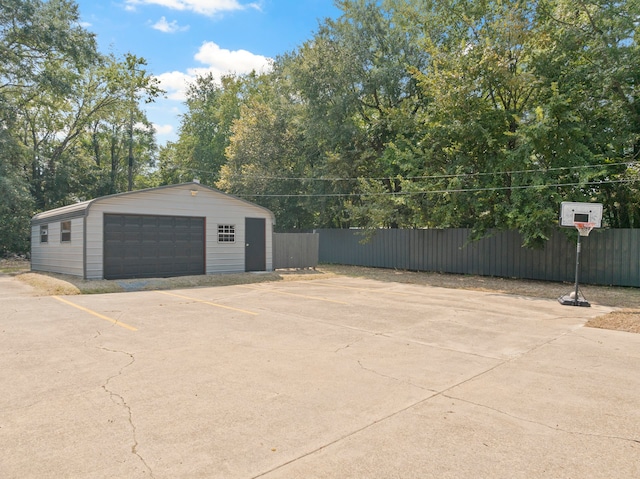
[194,41,270,73]
[155,70,194,101]
[155,42,271,101]
[152,16,189,33]
[153,123,174,135]
[125,0,260,16]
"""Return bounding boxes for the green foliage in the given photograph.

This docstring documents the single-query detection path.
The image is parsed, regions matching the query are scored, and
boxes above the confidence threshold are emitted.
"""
[158,73,246,186]
[0,134,33,255]
[159,0,639,242]
[0,1,163,253]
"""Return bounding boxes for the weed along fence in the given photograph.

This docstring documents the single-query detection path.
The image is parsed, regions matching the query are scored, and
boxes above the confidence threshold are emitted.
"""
[315,228,640,288]
[273,233,319,269]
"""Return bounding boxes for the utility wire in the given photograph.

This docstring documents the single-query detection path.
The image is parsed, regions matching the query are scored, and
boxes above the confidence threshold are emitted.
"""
[236,178,639,198]
[168,160,637,182]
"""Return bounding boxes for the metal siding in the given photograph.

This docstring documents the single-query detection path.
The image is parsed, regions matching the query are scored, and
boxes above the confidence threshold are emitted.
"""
[543,233,556,281]
[478,236,489,276]
[458,229,469,274]
[617,229,631,284]
[376,231,386,268]
[83,185,273,278]
[506,231,517,278]
[586,233,597,283]
[30,218,84,277]
[434,230,443,272]
[629,230,640,286]
[408,230,418,270]
[401,230,411,270]
[565,232,579,281]
[423,230,433,271]
[317,228,640,287]
[273,233,319,269]
[420,230,429,271]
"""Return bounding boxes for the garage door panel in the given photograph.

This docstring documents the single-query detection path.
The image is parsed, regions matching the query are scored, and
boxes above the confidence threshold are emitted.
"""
[104,214,205,280]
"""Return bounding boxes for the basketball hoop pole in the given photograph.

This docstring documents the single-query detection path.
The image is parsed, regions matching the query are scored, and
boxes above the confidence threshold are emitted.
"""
[572,234,582,306]
[559,222,594,307]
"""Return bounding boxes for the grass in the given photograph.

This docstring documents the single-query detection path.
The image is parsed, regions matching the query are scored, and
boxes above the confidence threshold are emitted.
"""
[2,259,639,333]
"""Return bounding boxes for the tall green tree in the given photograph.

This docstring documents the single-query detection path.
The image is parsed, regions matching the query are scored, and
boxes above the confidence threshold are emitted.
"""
[167,0,640,242]
[159,73,254,186]
[78,53,162,197]
[393,0,640,245]
[282,0,429,228]
[217,71,318,229]
[0,125,33,255]
[0,0,98,252]
[0,1,163,253]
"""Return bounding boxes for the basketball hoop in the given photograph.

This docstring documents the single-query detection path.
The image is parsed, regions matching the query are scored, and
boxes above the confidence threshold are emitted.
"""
[558,202,602,307]
[574,221,595,237]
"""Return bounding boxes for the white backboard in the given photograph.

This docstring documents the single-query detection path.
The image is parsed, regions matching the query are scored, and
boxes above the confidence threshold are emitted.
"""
[559,201,603,228]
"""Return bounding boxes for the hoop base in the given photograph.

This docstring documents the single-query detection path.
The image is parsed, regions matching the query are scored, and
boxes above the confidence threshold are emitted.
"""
[558,292,590,307]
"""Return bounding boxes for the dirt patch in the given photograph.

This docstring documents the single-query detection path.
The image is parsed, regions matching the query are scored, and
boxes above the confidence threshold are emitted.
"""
[583,310,640,334]
[17,273,82,295]
[4,259,638,334]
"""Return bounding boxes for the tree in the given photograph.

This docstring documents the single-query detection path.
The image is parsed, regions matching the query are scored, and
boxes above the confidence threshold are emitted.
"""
[163,0,640,242]
[217,72,317,229]
[392,0,640,245]
[263,0,429,228]
[103,53,163,191]
[79,54,162,197]
[158,72,257,186]
[0,1,163,253]
[0,124,33,255]
[0,0,98,252]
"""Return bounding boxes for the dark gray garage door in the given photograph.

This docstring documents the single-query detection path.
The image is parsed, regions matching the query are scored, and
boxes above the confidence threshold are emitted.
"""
[104,214,205,280]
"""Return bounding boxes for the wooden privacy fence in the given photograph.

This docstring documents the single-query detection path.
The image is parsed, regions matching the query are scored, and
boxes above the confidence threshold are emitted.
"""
[316,228,640,287]
[273,232,319,269]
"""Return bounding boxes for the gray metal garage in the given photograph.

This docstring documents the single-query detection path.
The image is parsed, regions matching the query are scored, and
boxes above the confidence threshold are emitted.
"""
[30,182,275,280]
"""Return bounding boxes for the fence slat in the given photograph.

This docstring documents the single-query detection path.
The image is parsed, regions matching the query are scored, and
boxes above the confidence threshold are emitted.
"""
[316,228,640,287]
[273,233,319,269]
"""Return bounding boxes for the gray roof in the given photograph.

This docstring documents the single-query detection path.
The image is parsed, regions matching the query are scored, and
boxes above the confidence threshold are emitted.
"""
[31,200,92,225]
[31,182,275,225]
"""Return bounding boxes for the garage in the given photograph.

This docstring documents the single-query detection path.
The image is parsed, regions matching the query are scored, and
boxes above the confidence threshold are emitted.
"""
[103,214,205,280]
[30,182,275,279]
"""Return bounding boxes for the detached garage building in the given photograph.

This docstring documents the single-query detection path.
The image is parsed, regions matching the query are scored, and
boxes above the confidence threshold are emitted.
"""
[30,182,275,280]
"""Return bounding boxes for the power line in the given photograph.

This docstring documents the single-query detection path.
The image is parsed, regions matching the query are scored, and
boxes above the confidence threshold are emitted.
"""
[169,160,637,182]
[236,178,639,198]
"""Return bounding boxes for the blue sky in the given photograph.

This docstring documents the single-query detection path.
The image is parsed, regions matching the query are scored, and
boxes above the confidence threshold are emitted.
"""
[75,0,342,145]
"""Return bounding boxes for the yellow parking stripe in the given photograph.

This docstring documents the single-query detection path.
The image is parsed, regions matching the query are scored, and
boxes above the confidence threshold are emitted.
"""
[240,285,349,305]
[52,296,138,331]
[157,291,259,315]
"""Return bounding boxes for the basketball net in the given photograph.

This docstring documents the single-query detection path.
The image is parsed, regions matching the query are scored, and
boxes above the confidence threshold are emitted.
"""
[574,221,595,237]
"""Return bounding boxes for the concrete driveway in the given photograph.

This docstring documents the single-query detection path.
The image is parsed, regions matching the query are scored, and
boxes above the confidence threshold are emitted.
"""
[1,273,638,478]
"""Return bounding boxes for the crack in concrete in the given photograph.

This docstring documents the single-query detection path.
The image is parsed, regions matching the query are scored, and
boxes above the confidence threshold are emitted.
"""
[442,393,640,445]
[356,360,433,392]
[98,345,155,478]
[333,337,364,353]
